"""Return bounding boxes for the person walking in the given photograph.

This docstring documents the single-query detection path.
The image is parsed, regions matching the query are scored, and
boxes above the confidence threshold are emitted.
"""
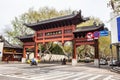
[62,58,66,65]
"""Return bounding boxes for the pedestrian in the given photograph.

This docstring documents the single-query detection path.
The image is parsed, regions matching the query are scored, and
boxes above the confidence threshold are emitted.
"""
[62,58,66,65]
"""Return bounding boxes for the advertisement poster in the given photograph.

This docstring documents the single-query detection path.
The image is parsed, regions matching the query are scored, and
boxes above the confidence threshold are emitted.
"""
[117,17,120,41]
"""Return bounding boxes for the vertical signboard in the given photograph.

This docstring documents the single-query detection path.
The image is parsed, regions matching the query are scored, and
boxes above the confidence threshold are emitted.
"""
[0,42,4,61]
[117,17,120,41]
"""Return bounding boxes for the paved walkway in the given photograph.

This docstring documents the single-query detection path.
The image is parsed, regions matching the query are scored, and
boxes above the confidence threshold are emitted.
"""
[0,63,120,80]
[1,61,120,73]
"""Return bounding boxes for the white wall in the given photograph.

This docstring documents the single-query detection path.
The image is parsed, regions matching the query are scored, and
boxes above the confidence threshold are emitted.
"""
[110,12,120,43]
[41,54,67,61]
[29,53,34,59]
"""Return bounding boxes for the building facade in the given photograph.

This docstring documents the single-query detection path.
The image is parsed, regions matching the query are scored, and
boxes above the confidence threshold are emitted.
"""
[0,36,23,62]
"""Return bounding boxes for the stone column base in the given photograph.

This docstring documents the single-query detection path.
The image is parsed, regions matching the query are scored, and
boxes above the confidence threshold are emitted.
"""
[72,59,77,66]
[21,58,26,63]
[94,59,99,66]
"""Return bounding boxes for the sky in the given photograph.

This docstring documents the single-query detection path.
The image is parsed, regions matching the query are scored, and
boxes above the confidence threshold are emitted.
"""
[0,0,111,34]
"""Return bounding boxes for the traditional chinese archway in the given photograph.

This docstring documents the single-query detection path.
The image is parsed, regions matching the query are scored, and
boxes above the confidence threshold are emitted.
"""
[18,11,105,66]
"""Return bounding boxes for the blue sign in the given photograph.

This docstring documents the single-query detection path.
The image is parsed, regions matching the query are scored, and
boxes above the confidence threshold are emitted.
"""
[117,17,120,41]
[100,30,108,36]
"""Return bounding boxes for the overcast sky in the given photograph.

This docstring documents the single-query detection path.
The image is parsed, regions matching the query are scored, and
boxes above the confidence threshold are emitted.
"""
[0,0,111,34]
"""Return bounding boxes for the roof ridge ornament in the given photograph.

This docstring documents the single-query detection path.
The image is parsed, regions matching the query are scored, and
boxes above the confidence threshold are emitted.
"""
[93,22,97,26]
[72,11,78,15]
[72,10,81,15]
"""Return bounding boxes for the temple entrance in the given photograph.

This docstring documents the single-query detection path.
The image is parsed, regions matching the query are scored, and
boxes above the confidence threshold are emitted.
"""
[19,11,87,65]
[18,11,105,66]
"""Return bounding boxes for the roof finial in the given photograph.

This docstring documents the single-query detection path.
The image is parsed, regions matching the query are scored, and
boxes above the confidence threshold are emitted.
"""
[93,22,97,26]
[79,10,81,14]
[72,10,78,15]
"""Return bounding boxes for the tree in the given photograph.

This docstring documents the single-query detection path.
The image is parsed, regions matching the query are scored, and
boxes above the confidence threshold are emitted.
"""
[51,43,64,55]
[4,17,33,45]
[4,7,72,44]
[38,44,46,55]
[108,0,120,13]
[38,42,65,62]
[77,45,94,59]
[63,41,73,60]
[99,36,111,58]
[77,17,103,27]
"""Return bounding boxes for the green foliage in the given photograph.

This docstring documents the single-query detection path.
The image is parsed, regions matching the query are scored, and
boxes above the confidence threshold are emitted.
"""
[63,45,72,57]
[77,35,111,59]
[38,44,45,53]
[38,42,64,55]
[51,43,64,55]
[77,17,103,27]
[64,46,72,53]
[63,41,73,54]
[77,45,94,59]
[99,35,111,58]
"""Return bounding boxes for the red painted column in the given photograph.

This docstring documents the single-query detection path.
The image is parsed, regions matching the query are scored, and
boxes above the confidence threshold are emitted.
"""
[43,31,45,44]
[34,32,38,59]
[72,25,76,59]
[23,46,26,58]
[73,39,76,59]
[94,39,99,59]
[62,27,64,44]
[35,43,38,58]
